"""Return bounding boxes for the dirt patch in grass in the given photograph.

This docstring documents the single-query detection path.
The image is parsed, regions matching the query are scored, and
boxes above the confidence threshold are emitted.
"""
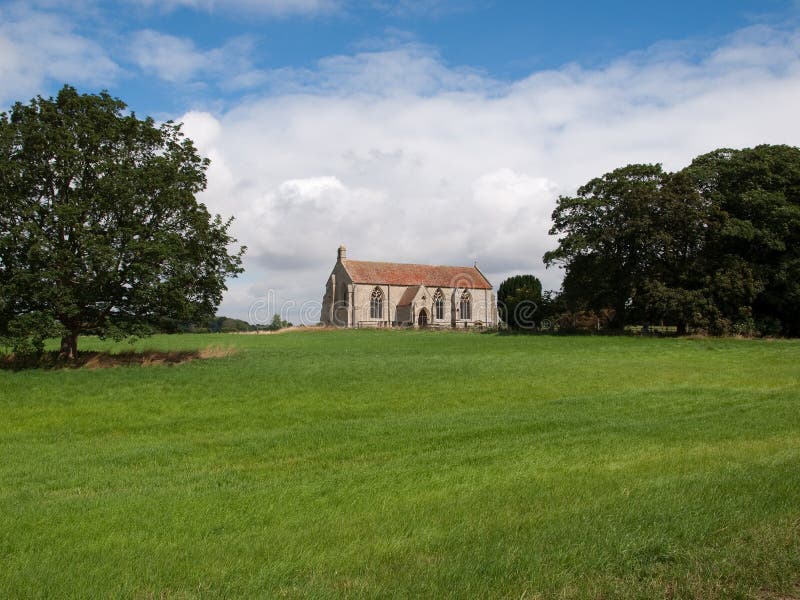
[0,345,235,370]
[759,581,800,600]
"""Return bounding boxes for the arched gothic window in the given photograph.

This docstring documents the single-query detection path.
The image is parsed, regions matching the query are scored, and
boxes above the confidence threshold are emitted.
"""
[459,290,472,320]
[370,287,384,319]
[433,289,444,320]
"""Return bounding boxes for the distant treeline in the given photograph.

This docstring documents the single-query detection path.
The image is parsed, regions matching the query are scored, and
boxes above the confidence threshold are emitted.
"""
[158,314,291,334]
[541,144,800,336]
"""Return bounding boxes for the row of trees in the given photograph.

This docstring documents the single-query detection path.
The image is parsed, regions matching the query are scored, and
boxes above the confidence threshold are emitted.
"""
[542,145,800,336]
[498,145,800,336]
[158,314,292,333]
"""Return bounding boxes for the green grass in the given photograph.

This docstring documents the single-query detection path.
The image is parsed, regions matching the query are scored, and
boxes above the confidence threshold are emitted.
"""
[1,330,799,598]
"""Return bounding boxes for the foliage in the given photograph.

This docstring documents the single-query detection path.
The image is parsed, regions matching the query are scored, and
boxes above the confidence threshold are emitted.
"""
[154,315,255,333]
[266,313,292,332]
[206,316,253,333]
[0,312,64,356]
[1,331,799,597]
[686,145,800,336]
[497,274,542,330]
[0,85,245,358]
[544,164,667,328]
[635,169,718,334]
[545,145,800,335]
[536,289,567,331]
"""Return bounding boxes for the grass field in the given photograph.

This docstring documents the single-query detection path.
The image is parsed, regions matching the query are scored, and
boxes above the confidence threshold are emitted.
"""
[1,330,799,598]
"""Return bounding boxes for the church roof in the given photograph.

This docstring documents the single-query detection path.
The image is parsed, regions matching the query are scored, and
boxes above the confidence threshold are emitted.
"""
[341,259,492,289]
[396,285,422,307]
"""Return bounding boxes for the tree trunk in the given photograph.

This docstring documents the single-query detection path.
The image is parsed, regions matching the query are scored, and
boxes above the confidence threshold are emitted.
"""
[676,322,687,336]
[59,331,79,360]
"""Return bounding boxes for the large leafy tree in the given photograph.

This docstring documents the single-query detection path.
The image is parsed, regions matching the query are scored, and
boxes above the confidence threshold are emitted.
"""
[0,85,245,357]
[685,145,800,335]
[636,169,719,334]
[544,146,800,335]
[497,274,542,330]
[544,164,667,328]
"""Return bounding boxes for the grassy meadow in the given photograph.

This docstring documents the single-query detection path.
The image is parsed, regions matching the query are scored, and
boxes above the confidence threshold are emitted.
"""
[1,330,799,598]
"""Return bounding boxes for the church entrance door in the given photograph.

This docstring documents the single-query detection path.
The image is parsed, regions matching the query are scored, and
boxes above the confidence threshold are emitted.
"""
[418,309,429,328]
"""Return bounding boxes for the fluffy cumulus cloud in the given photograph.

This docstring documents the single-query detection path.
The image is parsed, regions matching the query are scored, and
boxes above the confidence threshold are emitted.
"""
[0,3,119,106]
[177,25,800,323]
[3,2,799,325]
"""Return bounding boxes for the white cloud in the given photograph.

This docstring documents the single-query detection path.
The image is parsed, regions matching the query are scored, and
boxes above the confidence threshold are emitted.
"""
[284,45,496,95]
[129,30,265,88]
[0,4,119,107]
[126,0,340,16]
[2,3,797,326]
[129,31,207,83]
[368,0,480,18]
[180,110,224,148]
[176,26,800,323]
[125,0,474,17]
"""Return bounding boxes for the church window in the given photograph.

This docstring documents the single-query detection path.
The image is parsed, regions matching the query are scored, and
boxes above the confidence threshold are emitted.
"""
[370,287,384,319]
[433,289,444,320]
[459,290,472,320]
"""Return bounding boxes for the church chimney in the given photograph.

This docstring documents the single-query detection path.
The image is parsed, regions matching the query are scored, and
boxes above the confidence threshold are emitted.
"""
[337,245,347,261]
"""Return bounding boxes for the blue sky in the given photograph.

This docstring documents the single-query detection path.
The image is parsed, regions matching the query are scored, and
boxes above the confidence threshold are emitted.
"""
[9,0,794,114]
[2,0,800,322]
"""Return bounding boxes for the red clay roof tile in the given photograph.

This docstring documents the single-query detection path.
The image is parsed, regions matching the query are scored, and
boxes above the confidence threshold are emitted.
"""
[396,285,422,306]
[342,260,492,289]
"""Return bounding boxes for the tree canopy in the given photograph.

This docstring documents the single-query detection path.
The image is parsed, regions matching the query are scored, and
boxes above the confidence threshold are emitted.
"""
[0,85,245,357]
[497,274,542,330]
[544,144,800,336]
[544,164,668,328]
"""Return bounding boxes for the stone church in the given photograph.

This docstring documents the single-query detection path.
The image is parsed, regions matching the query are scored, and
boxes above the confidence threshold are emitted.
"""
[321,246,497,328]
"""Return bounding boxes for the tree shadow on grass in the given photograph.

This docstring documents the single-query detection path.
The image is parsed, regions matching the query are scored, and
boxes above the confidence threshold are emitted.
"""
[0,346,234,371]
